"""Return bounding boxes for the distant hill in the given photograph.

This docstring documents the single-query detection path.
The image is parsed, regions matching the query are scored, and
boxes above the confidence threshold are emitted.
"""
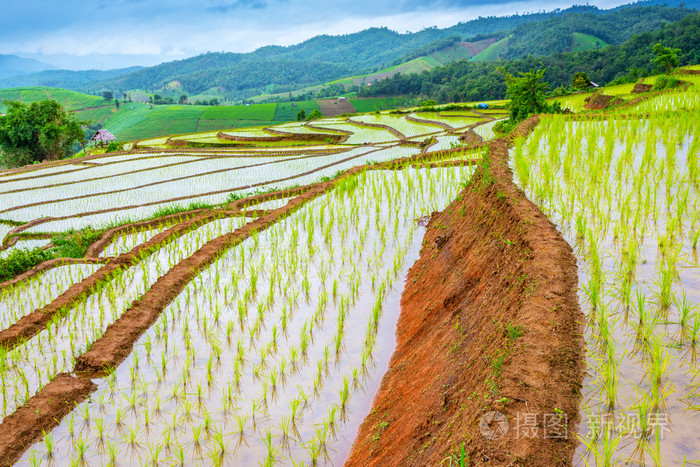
[99,3,698,99]
[0,67,143,91]
[0,55,56,80]
[0,1,696,103]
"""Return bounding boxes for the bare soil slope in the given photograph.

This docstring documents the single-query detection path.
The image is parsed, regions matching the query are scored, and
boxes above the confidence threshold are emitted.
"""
[346,118,585,466]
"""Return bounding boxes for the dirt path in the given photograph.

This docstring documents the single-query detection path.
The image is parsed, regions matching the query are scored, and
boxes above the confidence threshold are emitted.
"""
[345,117,585,466]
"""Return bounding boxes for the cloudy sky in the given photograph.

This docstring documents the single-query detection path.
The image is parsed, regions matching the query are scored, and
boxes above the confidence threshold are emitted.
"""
[3,0,627,70]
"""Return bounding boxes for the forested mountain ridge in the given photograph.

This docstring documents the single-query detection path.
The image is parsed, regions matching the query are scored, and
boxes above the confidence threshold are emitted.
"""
[358,12,700,103]
[0,2,696,101]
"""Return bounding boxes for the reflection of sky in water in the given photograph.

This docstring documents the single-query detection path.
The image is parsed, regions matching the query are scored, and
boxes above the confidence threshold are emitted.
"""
[19,166,474,465]
[512,116,700,465]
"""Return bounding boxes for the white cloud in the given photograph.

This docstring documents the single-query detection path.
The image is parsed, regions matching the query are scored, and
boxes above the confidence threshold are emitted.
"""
[3,0,630,69]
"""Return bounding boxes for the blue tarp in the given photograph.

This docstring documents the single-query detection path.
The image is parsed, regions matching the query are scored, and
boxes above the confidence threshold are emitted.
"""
[477,103,489,109]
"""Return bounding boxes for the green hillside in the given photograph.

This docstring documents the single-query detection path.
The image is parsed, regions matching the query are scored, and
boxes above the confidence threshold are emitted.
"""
[572,32,609,52]
[471,37,510,61]
[0,86,106,111]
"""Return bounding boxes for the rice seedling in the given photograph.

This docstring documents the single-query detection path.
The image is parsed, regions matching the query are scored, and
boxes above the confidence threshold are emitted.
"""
[513,101,700,464]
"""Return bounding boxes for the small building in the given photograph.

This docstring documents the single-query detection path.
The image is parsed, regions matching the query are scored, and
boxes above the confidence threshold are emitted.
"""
[337,96,347,102]
[90,129,116,147]
[590,82,600,88]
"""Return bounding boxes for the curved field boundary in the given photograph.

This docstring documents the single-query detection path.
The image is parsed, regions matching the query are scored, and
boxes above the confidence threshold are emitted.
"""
[346,117,585,466]
[345,117,406,140]
[260,127,350,144]
[437,111,492,122]
[0,156,214,195]
[0,373,96,466]
[0,147,358,215]
[86,208,264,258]
[3,146,386,233]
[0,166,93,186]
[0,257,109,291]
[0,177,339,465]
[406,114,454,131]
[304,122,355,138]
[0,209,239,350]
[0,141,486,464]
[0,160,84,179]
[75,150,482,372]
[0,146,345,185]
[216,130,345,144]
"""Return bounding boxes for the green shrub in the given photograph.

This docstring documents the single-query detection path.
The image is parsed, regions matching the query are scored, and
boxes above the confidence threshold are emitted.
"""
[653,75,680,91]
[0,247,54,282]
[105,142,124,153]
[52,228,104,258]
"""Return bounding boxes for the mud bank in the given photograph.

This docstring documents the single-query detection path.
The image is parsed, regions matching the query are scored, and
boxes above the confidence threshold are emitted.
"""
[346,117,585,466]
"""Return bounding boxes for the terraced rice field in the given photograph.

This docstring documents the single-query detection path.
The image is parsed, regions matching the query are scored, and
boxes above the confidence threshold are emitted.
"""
[511,73,700,465]
[4,69,700,466]
[0,108,493,465]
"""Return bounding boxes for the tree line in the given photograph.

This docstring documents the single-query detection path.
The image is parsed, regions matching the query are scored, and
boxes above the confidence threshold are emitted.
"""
[356,12,700,103]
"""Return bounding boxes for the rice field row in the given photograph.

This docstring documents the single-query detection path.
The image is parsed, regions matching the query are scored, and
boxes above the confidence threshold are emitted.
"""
[511,91,700,464]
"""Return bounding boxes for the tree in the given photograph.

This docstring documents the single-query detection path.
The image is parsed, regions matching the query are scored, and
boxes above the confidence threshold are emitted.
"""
[179,95,188,104]
[652,42,681,73]
[308,109,323,120]
[502,68,550,123]
[102,91,113,101]
[115,99,120,110]
[296,109,307,121]
[0,100,86,168]
[572,72,592,91]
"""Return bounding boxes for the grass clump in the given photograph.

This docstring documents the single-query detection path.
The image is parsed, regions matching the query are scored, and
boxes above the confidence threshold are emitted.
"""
[652,75,680,91]
[51,228,105,258]
[0,247,54,282]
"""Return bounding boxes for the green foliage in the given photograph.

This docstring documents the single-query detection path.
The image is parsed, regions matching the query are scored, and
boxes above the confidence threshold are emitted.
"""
[296,109,306,121]
[102,91,113,101]
[503,68,550,122]
[151,202,214,218]
[472,36,509,61]
[105,142,124,153]
[0,247,54,282]
[506,323,525,341]
[421,99,438,106]
[0,87,104,113]
[652,75,680,91]
[358,12,700,103]
[652,42,681,73]
[308,109,323,120]
[0,99,86,168]
[51,228,104,258]
[572,72,592,90]
[201,103,276,121]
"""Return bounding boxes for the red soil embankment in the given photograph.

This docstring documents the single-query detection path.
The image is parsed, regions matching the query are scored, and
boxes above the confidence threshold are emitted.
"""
[346,117,585,466]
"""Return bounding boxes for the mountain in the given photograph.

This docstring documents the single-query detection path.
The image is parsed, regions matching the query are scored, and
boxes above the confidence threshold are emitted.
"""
[357,11,700,102]
[0,2,696,101]
[0,55,57,80]
[98,3,698,99]
[0,67,143,91]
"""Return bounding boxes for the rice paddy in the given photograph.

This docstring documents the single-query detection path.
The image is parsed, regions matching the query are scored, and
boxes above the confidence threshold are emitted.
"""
[511,78,700,464]
[0,107,489,465]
